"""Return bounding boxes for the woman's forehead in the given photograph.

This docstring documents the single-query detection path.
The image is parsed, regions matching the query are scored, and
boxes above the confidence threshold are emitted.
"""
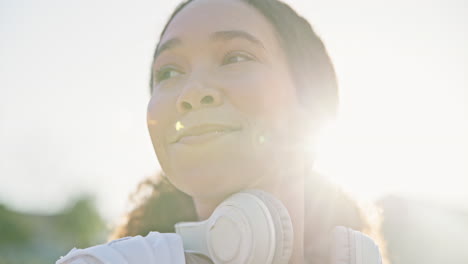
[160,0,279,49]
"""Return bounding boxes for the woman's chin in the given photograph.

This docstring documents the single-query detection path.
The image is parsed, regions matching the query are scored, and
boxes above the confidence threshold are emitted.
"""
[160,130,276,198]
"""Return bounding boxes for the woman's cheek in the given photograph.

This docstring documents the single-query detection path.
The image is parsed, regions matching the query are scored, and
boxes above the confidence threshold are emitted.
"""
[220,65,290,122]
[147,93,178,166]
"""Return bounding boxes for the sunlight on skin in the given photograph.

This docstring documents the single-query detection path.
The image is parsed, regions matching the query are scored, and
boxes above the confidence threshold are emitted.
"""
[175,121,184,131]
[259,135,265,144]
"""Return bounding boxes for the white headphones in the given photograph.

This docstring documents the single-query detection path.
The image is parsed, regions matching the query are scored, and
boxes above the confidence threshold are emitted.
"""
[56,190,382,264]
[176,190,382,264]
[175,190,294,264]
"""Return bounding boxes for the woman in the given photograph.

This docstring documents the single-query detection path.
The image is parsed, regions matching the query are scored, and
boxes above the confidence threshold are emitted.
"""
[58,0,387,263]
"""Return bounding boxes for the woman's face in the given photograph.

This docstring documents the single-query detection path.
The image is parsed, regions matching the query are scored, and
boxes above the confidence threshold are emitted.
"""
[147,0,304,199]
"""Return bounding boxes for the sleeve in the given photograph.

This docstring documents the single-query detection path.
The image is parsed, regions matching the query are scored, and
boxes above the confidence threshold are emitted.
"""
[56,232,186,264]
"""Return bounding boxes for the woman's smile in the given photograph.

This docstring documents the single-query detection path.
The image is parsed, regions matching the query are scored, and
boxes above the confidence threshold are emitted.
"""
[172,123,242,145]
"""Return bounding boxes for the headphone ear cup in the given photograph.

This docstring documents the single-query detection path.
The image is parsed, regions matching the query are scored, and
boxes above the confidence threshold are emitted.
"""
[243,190,294,264]
[331,226,382,264]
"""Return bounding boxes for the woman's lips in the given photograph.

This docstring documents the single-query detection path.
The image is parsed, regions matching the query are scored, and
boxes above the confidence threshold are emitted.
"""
[177,130,238,144]
[172,124,242,145]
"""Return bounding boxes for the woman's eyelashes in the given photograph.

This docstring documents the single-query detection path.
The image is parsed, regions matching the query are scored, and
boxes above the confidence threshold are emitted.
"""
[154,51,256,83]
[155,66,183,83]
[222,51,255,65]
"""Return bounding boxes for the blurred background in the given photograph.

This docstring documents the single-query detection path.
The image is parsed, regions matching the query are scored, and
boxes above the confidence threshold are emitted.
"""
[0,0,466,263]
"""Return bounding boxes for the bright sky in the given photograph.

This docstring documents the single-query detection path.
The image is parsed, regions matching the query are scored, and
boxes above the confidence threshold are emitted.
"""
[1,0,466,222]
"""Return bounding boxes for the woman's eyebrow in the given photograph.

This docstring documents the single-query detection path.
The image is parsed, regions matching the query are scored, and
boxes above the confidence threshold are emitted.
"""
[211,30,265,49]
[153,30,264,61]
[154,38,182,60]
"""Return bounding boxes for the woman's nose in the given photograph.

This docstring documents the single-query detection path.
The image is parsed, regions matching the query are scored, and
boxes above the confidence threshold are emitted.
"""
[176,81,222,113]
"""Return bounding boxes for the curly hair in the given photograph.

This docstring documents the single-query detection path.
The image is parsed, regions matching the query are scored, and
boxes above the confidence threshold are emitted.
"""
[110,172,389,263]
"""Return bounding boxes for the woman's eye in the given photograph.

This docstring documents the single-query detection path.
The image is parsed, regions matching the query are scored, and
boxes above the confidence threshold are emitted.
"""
[222,52,253,65]
[155,67,182,83]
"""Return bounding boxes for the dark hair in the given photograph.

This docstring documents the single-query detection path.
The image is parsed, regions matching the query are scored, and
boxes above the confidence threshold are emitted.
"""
[150,0,339,124]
